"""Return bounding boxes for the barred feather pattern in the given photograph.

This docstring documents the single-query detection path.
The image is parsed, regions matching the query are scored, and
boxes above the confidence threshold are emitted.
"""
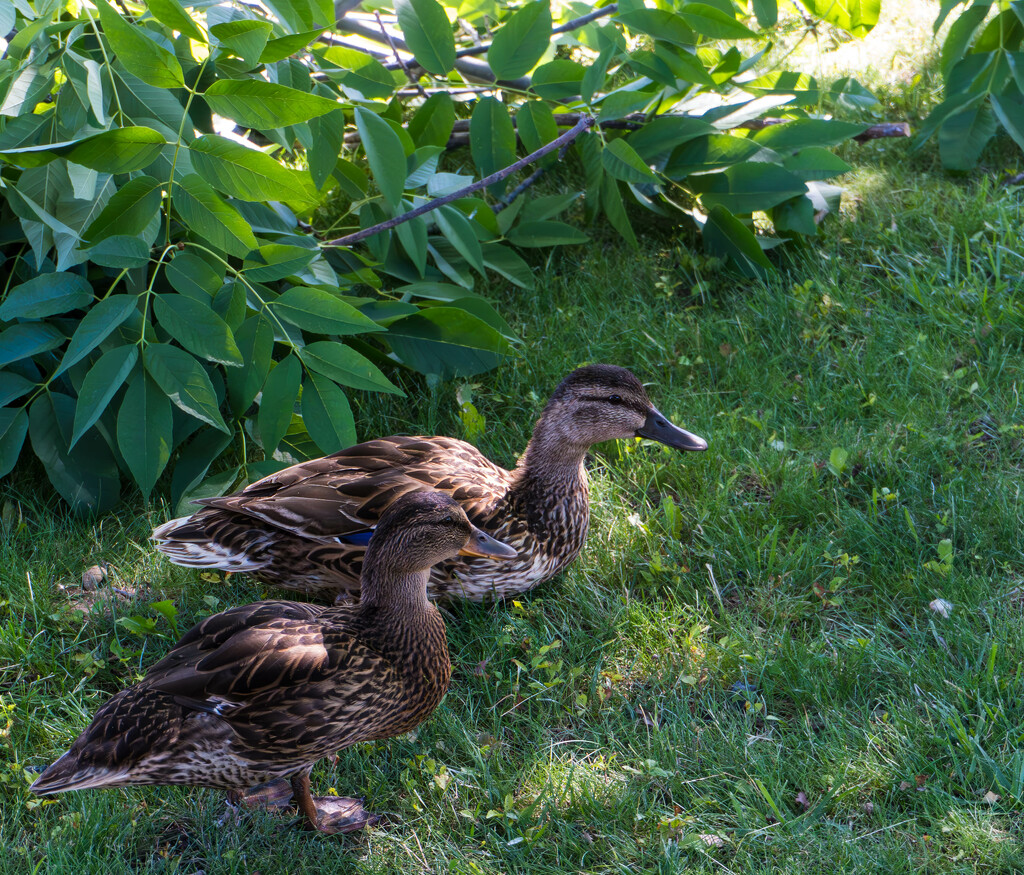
[30,598,450,794]
[153,436,591,602]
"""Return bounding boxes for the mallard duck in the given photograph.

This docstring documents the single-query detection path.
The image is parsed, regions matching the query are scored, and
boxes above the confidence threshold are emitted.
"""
[152,364,707,602]
[31,492,515,834]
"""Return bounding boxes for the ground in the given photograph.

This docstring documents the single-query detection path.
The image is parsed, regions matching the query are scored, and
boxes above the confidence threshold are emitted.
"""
[1,2,1024,873]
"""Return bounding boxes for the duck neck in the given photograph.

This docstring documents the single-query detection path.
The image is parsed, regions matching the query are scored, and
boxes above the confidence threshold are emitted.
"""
[512,414,590,505]
[357,564,432,617]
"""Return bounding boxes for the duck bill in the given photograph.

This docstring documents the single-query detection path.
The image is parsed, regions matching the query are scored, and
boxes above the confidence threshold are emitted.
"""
[636,406,708,452]
[459,525,518,560]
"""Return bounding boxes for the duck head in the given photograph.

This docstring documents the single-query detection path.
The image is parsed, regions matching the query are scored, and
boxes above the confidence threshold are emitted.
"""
[365,491,517,576]
[535,364,707,454]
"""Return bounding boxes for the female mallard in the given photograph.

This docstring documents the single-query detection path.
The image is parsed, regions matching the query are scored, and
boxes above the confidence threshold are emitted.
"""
[31,492,515,834]
[153,364,706,602]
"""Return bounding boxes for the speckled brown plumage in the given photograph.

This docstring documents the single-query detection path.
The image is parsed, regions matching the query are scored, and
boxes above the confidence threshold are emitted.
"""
[152,365,707,602]
[31,493,515,832]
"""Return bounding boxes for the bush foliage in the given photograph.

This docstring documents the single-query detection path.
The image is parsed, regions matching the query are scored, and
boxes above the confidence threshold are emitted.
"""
[0,0,881,511]
[919,0,1024,169]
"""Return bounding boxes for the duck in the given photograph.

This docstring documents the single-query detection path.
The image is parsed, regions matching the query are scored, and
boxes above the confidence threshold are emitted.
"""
[152,364,707,602]
[31,492,516,834]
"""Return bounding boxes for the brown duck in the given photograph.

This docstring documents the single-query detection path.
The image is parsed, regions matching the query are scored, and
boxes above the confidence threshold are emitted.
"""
[31,492,516,833]
[152,364,707,602]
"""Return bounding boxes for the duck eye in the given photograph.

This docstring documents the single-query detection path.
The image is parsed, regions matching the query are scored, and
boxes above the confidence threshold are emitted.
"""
[607,394,623,405]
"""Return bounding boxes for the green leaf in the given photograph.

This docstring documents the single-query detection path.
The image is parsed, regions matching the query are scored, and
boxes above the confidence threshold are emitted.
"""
[300,341,403,395]
[0,323,65,368]
[626,116,717,165]
[600,175,638,249]
[692,163,806,214]
[170,428,234,512]
[84,235,152,269]
[751,119,867,151]
[991,93,1024,153]
[520,193,580,222]
[0,372,35,408]
[175,465,241,516]
[436,206,485,274]
[531,60,585,100]
[144,343,230,432]
[742,71,820,105]
[800,0,880,38]
[271,287,384,335]
[204,79,340,129]
[309,108,346,190]
[470,98,516,196]
[118,369,172,498]
[828,76,881,111]
[147,0,207,42]
[0,127,166,173]
[71,344,138,448]
[782,147,853,181]
[29,393,121,513]
[385,307,511,378]
[174,174,258,258]
[152,294,243,367]
[166,252,224,299]
[488,2,552,79]
[259,354,301,451]
[940,7,991,78]
[409,92,456,148]
[616,10,696,49]
[679,3,757,39]
[396,0,456,75]
[83,175,162,244]
[582,36,618,105]
[753,0,778,27]
[210,20,273,68]
[664,134,777,178]
[301,372,356,453]
[226,313,274,415]
[241,245,317,282]
[0,407,29,480]
[507,220,589,248]
[772,195,817,236]
[939,102,997,170]
[189,135,319,207]
[355,106,407,209]
[260,29,324,64]
[319,46,397,100]
[94,0,185,88]
[482,243,536,290]
[54,295,138,377]
[602,138,659,183]
[703,205,772,278]
[396,208,429,277]
[517,101,559,164]
[0,273,92,320]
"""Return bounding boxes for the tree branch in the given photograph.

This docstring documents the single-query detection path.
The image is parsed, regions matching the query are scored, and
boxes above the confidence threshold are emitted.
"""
[325,115,596,248]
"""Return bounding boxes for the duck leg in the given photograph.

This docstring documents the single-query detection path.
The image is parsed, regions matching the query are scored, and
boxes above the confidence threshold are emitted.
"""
[233,778,296,810]
[289,772,380,834]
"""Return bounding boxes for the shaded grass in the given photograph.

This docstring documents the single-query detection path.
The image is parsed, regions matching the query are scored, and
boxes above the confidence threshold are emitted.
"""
[3,161,1023,872]
[4,10,1024,875]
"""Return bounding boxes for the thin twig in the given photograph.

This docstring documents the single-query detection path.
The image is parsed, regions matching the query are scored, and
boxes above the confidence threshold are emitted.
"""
[325,114,596,248]
[375,10,427,97]
[495,166,547,212]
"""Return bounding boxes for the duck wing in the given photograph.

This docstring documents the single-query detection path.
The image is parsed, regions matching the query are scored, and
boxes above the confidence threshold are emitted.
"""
[142,602,384,710]
[197,435,513,541]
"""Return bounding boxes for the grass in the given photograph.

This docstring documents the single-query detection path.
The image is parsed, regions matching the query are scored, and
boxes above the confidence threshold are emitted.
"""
[4,4,1024,874]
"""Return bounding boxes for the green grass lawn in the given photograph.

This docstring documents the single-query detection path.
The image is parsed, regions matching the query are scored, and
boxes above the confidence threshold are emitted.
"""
[4,10,1024,875]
